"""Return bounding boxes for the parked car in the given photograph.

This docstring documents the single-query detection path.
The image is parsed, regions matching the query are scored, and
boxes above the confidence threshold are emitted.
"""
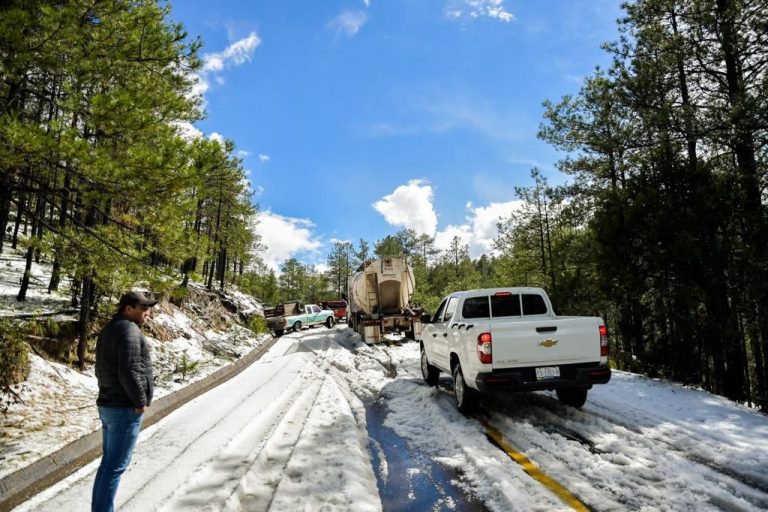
[419,287,611,413]
[285,303,336,332]
[324,300,348,322]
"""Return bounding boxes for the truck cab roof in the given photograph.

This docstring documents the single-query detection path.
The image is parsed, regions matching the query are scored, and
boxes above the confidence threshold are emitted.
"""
[445,287,548,298]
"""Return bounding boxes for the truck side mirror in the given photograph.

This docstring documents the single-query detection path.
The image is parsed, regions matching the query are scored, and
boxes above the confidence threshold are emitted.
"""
[420,314,431,324]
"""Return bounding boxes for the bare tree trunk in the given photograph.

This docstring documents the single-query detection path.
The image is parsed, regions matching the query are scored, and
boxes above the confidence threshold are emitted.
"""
[77,275,95,370]
[0,172,12,255]
[16,192,44,301]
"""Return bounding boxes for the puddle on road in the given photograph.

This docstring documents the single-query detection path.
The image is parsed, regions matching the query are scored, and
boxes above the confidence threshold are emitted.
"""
[365,400,490,512]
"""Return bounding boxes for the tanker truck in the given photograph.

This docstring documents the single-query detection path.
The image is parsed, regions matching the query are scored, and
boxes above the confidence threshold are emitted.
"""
[348,257,424,343]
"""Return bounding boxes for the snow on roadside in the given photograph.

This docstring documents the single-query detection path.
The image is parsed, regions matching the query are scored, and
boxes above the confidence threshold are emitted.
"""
[1,247,270,481]
[0,251,72,317]
[0,354,99,476]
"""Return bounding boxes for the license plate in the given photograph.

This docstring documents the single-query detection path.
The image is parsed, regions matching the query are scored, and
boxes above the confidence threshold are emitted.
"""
[535,366,560,380]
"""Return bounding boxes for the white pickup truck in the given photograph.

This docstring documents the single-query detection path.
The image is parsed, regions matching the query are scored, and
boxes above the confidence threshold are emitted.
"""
[419,287,611,413]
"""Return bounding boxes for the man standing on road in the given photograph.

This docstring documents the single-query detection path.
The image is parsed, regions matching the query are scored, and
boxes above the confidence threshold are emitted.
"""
[92,291,157,512]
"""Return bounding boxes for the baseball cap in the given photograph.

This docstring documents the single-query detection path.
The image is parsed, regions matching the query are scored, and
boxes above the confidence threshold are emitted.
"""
[119,291,159,308]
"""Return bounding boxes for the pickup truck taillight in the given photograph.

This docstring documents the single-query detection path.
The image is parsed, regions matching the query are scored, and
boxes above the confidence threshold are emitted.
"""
[477,332,493,364]
[599,325,609,357]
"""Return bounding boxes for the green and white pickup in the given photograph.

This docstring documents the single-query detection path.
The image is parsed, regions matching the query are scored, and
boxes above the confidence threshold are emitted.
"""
[285,303,336,332]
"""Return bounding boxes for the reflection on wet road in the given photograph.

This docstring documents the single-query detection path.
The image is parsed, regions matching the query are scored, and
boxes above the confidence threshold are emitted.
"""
[365,400,490,512]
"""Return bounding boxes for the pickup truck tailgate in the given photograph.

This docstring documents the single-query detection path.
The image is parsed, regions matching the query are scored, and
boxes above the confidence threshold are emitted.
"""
[490,317,601,369]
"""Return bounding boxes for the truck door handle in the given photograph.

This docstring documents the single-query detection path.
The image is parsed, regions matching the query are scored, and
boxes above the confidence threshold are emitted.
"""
[536,326,557,333]
[432,333,437,337]
[442,333,448,337]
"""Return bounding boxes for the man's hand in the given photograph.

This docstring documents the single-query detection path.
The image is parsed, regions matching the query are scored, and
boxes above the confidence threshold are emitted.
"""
[134,406,147,414]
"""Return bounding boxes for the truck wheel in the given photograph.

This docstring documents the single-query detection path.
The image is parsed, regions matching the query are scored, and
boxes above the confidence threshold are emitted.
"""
[420,346,439,386]
[274,329,284,337]
[293,321,302,333]
[453,364,476,415]
[556,388,588,408]
[325,316,334,328]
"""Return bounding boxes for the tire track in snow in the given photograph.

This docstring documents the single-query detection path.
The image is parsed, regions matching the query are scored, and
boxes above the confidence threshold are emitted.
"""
[490,392,768,500]
[484,395,768,511]
[15,352,303,512]
[118,354,307,511]
[586,400,768,495]
[151,369,323,510]
[410,359,765,510]
[216,379,324,511]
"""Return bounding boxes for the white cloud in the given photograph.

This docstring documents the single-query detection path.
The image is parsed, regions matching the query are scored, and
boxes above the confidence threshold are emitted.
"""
[373,180,523,259]
[173,121,203,141]
[236,150,252,158]
[373,180,438,236]
[446,0,514,22]
[252,210,323,272]
[209,132,225,144]
[258,154,270,163]
[192,32,261,101]
[434,199,524,258]
[313,263,331,274]
[328,10,368,36]
[363,0,371,6]
[202,32,261,73]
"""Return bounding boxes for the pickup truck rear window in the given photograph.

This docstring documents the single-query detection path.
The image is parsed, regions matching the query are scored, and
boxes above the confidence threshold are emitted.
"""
[462,297,490,318]
[491,294,521,317]
[522,294,548,315]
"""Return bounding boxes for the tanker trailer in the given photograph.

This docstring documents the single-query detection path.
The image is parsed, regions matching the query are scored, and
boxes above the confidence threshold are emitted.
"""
[348,257,423,343]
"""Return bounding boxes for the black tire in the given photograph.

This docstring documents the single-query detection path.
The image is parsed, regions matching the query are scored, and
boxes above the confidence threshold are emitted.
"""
[452,364,476,414]
[274,329,284,337]
[293,321,302,333]
[326,316,334,328]
[420,346,439,386]
[556,388,588,408]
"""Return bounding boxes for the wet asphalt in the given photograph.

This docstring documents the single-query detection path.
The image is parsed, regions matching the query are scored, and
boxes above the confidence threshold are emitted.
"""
[365,400,490,512]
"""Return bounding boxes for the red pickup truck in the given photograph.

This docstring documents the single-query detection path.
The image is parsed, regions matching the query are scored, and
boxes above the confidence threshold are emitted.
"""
[323,300,348,322]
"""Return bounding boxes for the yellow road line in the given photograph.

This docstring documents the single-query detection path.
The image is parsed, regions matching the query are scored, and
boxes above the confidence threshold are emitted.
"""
[483,421,590,512]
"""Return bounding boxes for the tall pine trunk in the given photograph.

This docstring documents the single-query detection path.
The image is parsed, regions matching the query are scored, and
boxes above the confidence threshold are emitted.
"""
[0,172,11,255]
[16,189,45,301]
[715,0,764,401]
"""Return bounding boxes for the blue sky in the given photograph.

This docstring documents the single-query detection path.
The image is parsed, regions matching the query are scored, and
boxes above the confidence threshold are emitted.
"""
[169,0,624,271]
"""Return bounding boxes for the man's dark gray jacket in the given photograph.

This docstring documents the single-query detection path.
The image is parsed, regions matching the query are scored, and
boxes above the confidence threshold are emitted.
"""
[96,315,154,408]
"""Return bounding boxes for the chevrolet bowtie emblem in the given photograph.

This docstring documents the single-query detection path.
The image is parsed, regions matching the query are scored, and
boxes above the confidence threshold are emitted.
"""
[538,338,559,347]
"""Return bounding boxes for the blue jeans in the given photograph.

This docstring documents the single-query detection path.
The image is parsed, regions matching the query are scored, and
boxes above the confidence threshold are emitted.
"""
[91,406,143,512]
